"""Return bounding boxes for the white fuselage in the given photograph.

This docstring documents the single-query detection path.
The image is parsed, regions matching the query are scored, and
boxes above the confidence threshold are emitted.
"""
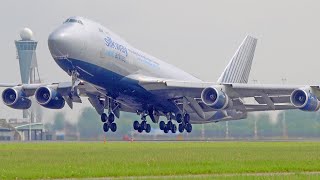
[49,17,201,84]
[48,16,201,114]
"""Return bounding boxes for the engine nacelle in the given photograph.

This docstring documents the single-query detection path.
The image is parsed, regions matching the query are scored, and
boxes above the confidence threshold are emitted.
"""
[290,89,320,111]
[2,88,31,109]
[35,86,65,109]
[201,87,231,110]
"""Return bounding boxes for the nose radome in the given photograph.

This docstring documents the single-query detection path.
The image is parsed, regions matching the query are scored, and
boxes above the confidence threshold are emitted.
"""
[48,31,68,46]
[48,26,85,58]
[48,29,73,57]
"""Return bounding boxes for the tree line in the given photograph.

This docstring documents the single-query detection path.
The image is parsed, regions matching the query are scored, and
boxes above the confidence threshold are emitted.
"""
[47,108,320,140]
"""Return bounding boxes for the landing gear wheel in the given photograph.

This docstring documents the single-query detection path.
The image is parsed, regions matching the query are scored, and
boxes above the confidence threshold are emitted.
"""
[185,123,192,133]
[103,123,109,132]
[163,126,169,133]
[108,113,115,123]
[184,113,190,124]
[133,121,140,130]
[167,121,173,130]
[101,113,108,123]
[171,124,177,133]
[159,121,165,130]
[176,113,183,123]
[141,121,147,130]
[146,124,151,133]
[178,124,184,133]
[138,127,143,133]
[110,123,117,132]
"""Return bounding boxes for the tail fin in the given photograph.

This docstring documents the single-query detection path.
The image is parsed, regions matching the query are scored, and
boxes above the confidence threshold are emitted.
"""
[218,35,257,84]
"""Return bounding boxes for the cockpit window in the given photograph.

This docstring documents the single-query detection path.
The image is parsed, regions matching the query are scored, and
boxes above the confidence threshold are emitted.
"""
[64,18,83,25]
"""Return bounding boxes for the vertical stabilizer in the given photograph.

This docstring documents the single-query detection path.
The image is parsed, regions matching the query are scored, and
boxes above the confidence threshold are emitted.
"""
[218,36,257,84]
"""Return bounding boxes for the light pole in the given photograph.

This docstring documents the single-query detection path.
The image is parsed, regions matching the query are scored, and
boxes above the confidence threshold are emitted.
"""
[253,79,258,139]
[225,121,229,139]
[201,124,205,140]
[254,118,258,140]
[281,78,288,139]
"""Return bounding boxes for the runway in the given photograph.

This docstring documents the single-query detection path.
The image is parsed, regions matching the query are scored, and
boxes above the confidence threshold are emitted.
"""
[59,172,320,179]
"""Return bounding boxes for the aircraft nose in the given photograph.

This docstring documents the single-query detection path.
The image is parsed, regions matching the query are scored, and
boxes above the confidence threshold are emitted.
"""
[48,26,85,58]
[48,30,67,47]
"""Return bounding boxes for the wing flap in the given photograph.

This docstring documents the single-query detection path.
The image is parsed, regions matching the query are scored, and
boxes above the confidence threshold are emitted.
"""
[140,79,300,99]
[255,96,291,104]
[244,104,295,111]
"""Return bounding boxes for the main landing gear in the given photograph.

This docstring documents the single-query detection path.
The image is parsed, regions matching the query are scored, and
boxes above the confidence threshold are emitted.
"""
[158,113,192,133]
[133,114,151,133]
[159,118,177,134]
[101,97,120,133]
[101,112,117,132]
[160,120,177,133]
[175,113,192,133]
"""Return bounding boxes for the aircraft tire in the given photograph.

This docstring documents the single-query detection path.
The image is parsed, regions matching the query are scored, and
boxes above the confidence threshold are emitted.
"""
[138,127,143,133]
[178,124,184,133]
[167,121,173,130]
[171,124,177,133]
[185,123,192,133]
[184,114,190,124]
[146,124,151,133]
[159,121,165,130]
[108,113,115,123]
[163,126,169,133]
[176,113,183,123]
[110,123,117,132]
[101,113,108,123]
[141,121,147,130]
[103,123,109,132]
[133,120,140,130]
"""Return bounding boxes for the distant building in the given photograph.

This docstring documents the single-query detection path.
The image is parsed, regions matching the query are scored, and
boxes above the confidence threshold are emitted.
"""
[0,119,44,141]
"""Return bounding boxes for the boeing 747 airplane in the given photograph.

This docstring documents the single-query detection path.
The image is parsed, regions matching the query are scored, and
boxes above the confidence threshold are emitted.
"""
[1,16,319,133]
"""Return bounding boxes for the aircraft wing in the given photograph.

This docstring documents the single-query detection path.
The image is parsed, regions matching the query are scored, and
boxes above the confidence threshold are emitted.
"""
[0,80,137,116]
[134,35,320,121]
[138,78,320,114]
[141,80,297,98]
[0,82,103,113]
[0,81,97,97]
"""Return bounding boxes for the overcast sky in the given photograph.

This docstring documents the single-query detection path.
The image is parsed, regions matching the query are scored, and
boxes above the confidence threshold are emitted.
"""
[0,0,319,122]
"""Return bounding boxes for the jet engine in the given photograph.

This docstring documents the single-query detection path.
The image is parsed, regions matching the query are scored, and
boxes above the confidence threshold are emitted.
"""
[35,86,65,109]
[201,87,231,110]
[290,88,320,111]
[2,87,31,109]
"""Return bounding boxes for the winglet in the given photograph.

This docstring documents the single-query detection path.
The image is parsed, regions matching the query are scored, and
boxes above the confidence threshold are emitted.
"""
[218,35,257,84]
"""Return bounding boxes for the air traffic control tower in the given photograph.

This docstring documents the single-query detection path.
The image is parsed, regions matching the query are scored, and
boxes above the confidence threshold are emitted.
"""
[15,28,41,121]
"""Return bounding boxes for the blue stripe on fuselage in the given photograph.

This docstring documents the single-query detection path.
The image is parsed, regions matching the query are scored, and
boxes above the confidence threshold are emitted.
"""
[54,58,178,113]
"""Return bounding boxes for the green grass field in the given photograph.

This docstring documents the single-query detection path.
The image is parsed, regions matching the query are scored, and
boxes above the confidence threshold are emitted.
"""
[1,141,320,179]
